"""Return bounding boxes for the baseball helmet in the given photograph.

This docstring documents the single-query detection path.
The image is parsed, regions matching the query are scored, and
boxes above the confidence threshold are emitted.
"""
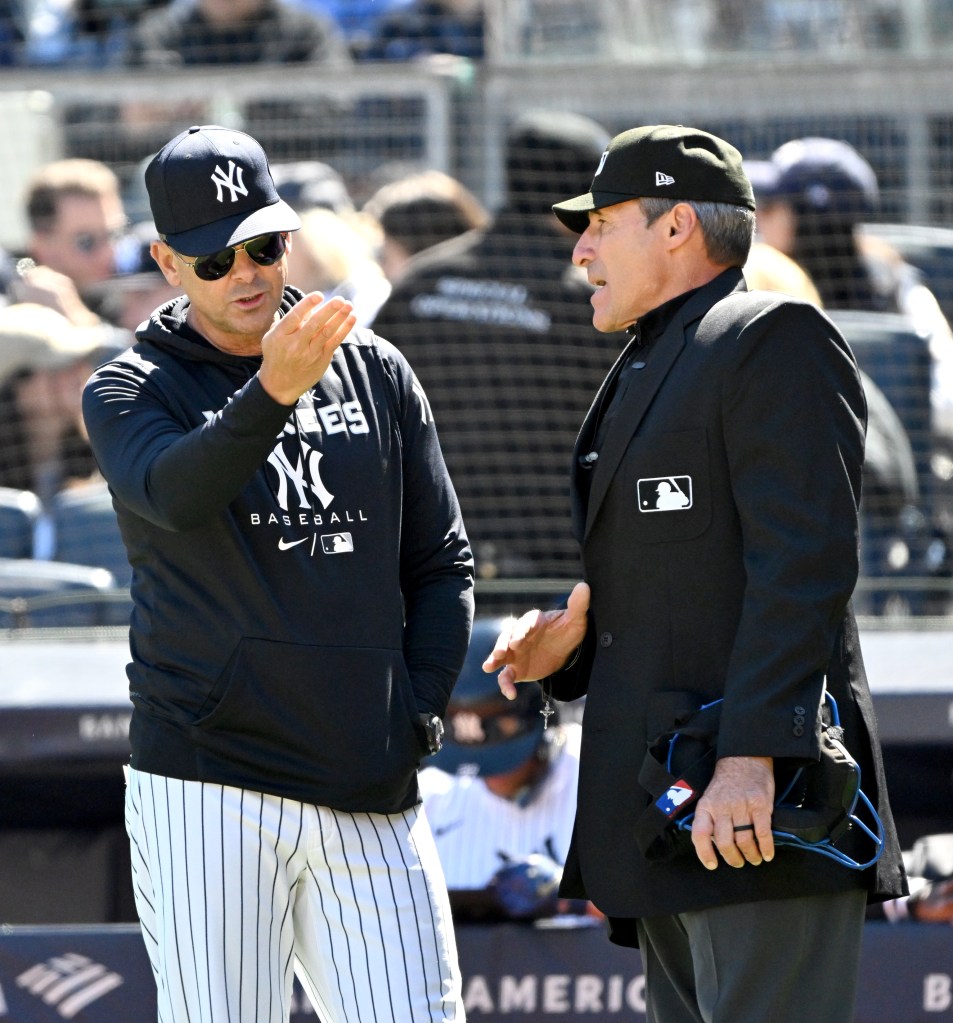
[431,616,554,777]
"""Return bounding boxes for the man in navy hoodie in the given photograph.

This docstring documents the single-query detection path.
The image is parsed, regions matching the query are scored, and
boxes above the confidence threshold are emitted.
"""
[83,124,474,1023]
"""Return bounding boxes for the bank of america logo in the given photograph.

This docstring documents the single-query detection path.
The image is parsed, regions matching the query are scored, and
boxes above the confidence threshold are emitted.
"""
[16,952,123,1018]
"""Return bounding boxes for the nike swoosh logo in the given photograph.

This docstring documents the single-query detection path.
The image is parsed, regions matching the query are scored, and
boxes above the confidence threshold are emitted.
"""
[278,537,309,551]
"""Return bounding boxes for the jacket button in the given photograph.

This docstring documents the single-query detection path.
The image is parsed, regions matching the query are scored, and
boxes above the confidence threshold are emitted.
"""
[794,714,805,726]
[793,725,804,737]
[794,705,806,715]
[600,631,613,648]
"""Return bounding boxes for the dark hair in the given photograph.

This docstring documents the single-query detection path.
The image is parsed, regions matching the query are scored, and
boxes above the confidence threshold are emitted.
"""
[363,170,488,256]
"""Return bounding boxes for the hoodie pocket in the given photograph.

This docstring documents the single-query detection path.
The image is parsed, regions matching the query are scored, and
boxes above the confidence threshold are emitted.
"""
[191,637,421,812]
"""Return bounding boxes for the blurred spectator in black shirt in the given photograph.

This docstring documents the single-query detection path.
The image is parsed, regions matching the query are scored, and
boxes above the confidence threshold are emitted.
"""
[119,0,352,162]
[126,0,351,66]
[362,0,484,61]
[371,110,620,600]
[285,0,415,58]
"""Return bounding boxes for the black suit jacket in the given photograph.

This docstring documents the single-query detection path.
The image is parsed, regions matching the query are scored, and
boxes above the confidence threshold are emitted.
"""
[549,269,906,919]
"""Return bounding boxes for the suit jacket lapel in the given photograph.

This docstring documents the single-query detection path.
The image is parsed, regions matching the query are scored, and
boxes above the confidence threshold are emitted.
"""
[575,270,746,542]
[570,336,639,539]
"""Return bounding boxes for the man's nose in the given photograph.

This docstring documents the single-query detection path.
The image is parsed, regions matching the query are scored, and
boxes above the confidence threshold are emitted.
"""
[572,232,592,267]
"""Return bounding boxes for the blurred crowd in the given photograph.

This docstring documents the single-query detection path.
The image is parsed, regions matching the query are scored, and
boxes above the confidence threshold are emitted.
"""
[1,112,952,619]
[0,0,947,69]
[0,0,485,68]
[0,63,950,925]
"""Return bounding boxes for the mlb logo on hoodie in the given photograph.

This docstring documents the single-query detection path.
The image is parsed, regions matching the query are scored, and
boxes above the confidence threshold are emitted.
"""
[656,780,695,818]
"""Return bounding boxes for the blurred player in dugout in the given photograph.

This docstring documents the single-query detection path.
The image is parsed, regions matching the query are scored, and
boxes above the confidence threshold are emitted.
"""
[420,617,598,922]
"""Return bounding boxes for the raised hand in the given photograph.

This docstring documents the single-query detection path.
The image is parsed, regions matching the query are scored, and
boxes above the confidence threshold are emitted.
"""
[258,292,357,405]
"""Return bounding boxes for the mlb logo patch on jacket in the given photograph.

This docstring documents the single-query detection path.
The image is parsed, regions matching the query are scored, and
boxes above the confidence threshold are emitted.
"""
[638,475,693,512]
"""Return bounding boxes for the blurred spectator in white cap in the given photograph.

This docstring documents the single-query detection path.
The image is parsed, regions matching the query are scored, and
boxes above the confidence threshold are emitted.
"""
[0,302,119,555]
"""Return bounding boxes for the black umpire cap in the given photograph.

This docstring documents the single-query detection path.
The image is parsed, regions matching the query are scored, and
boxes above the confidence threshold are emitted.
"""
[553,124,756,234]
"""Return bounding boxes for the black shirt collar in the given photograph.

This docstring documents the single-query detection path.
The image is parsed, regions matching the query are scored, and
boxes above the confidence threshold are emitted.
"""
[627,285,703,347]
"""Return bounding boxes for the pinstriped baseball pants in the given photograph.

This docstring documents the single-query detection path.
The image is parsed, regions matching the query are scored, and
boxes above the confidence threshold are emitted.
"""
[125,767,466,1023]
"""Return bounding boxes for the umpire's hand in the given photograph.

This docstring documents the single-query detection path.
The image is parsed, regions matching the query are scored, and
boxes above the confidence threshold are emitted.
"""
[483,581,590,698]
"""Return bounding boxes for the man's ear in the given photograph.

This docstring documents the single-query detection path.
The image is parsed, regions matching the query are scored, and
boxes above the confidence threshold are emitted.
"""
[151,239,181,286]
[665,203,699,249]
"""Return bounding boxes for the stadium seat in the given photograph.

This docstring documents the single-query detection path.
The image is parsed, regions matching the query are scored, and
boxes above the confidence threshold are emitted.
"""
[830,310,952,615]
[51,482,131,589]
[0,558,122,629]
[0,487,40,560]
[860,222,953,326]
[828,310,933,488]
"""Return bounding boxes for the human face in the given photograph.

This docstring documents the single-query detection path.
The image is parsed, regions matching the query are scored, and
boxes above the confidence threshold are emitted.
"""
[755,201,796,255]
[572,199,674,332]
[199,0,264,26]
[31,193,127,290]
[151,232,291,356]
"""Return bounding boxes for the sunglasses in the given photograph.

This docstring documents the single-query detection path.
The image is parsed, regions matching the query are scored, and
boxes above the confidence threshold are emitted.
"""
[173,232,287,281]
[72,227,127,253]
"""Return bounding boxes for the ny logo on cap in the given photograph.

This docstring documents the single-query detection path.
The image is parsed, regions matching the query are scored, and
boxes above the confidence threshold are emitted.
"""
[594,150,609,177]
[211,160,249,203]
[655,172,675,186]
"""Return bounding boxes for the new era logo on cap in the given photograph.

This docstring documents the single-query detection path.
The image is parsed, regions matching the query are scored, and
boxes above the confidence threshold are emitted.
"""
[655,172,675,186]
[146,124,300,256]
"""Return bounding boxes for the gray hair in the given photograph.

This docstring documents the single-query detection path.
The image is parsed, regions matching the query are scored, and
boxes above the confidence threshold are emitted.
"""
[639,197,755,266]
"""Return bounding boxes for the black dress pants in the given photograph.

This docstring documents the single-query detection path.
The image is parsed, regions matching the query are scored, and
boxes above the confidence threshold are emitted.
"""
[635,888,867,1023]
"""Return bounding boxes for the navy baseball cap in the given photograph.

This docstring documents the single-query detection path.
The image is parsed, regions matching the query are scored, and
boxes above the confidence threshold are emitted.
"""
[768,136,880,221]
[553,124,755,233]
[145,125,301,256]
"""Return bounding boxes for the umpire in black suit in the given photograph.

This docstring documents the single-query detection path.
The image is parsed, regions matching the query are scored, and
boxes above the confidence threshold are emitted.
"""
[484,125,906,1023]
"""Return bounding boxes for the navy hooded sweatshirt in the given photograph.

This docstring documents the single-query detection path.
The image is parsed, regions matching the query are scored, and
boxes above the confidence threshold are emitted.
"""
[82,287,474,813]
